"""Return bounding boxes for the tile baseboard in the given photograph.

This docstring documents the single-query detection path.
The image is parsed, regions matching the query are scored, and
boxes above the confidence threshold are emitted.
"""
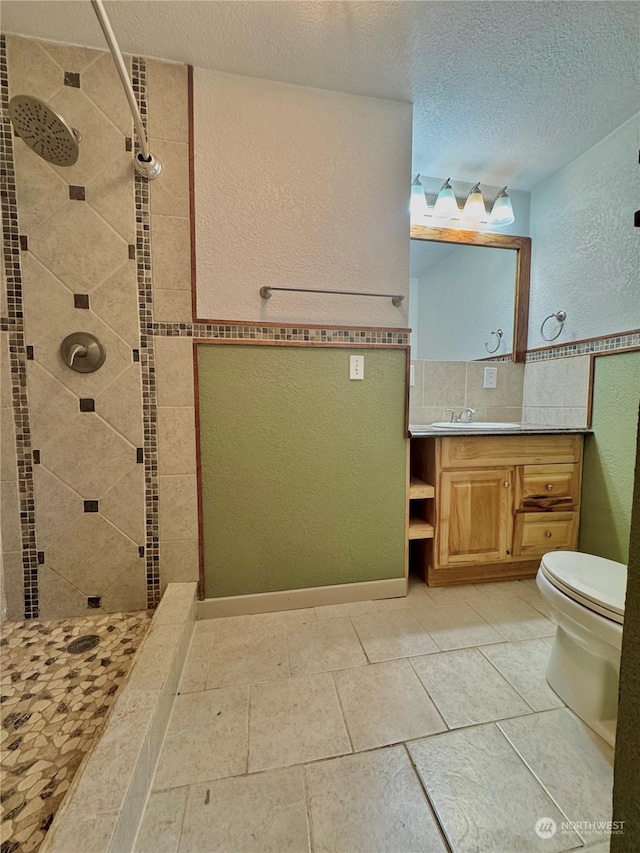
[197,577,408,620]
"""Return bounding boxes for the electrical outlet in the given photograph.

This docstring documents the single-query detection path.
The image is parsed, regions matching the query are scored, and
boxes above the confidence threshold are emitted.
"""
[484,367,498,389]
[349,355,364,380]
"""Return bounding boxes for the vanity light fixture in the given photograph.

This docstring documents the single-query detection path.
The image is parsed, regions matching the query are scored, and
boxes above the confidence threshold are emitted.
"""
[490,186,515,226]
[461,182,486,222]
[410,177,516,228]
[432,178,460,219]
[410,174,428,220]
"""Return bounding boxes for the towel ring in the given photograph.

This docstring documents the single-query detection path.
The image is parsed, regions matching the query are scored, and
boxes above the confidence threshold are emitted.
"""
[540,310,567,342]
[484,329,503,354]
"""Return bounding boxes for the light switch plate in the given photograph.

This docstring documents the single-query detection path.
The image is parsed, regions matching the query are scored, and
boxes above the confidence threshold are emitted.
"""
[350,355,364,380]
[410,364,415,386]
[484,367,498,389]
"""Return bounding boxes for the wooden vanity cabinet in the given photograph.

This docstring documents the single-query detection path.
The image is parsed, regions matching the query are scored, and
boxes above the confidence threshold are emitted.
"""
[409,434,583,586]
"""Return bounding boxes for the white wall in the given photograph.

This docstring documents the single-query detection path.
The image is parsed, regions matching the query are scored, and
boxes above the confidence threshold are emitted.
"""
[416,246,516,361]
[528,112,640,347]
[194,69,412,327]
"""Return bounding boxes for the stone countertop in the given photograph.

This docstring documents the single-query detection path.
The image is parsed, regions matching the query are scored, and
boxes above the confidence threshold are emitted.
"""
[408,424,593,438]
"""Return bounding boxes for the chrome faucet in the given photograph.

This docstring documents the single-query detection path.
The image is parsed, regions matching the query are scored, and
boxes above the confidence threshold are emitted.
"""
[459,407,477,423]
[444,407,477,424]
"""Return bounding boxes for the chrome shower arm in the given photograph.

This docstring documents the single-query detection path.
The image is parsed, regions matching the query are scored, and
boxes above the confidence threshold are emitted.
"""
[90,0,161,180]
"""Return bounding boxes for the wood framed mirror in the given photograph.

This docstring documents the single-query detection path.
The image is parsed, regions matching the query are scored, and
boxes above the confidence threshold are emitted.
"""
[410,225,531,363]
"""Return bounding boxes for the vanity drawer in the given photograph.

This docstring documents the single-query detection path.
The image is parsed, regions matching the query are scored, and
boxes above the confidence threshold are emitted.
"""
[513,512,578,556]
[516,464,580,511]
[439,435,583,469]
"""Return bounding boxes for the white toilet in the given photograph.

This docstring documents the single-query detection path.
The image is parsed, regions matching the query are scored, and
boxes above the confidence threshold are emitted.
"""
[536,550,627,747]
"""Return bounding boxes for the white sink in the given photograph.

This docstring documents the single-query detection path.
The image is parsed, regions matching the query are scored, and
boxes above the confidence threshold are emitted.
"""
[430,422,523,430]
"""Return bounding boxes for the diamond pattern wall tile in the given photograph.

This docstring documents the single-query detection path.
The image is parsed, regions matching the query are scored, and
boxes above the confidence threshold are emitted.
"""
[100,466,144,545]
[101,560,147,612]
[47,514,138,595]
[87,154,135,242]
[25,361,79,451]
[82,53,134,136]
[37,566,92,620]
[96,364,143,445]
[33,465,83,550]
[41,414,136,499]
[29,201,128,292]
[21,253,132,397]
[91,262,140,347]
[38,39,103,74]
[6,35,64,101]
[14,143,69,235]
[48,87,124,186]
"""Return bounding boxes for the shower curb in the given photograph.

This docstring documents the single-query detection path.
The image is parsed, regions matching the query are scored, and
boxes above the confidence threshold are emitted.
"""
[40,583,197,853]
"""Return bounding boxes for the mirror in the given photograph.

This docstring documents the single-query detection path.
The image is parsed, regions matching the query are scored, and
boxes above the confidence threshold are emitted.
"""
[409,226,531,363]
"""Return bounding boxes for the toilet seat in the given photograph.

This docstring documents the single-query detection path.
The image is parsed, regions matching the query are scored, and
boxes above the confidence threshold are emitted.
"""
[540,551,626,625]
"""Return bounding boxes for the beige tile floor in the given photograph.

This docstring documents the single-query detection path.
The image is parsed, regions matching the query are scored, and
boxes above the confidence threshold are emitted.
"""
[136,578,615,853]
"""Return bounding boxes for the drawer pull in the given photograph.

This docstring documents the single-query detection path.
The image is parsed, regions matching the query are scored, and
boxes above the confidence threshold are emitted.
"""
[545,531,553,538]
[546,484,554,491]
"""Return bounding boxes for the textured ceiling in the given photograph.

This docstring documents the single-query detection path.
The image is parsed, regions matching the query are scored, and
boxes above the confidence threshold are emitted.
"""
[2,1,638,190]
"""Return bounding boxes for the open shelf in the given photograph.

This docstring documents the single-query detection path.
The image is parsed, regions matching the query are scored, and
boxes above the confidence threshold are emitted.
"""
[409,477,435,499]
[408,519,435,540]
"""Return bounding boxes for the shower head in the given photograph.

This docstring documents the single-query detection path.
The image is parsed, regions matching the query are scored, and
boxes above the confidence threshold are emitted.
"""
[9,95,81,167]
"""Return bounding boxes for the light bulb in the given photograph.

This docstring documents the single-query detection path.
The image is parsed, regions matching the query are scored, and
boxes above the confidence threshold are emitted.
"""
[432,178,459,219]
[410,174,428,221]
[462,182,486,222]
[490,187,515,226]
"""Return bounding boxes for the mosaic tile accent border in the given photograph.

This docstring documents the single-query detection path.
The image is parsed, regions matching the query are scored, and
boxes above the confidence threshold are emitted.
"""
[525,331,640,362]
[0,34,39,619]
[151,322,410,345]
[132,56,161,610]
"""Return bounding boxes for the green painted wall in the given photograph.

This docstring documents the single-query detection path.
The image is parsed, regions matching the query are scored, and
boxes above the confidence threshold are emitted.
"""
[611,407,640,850]
[579,351,640,563]
[197,345,407,598]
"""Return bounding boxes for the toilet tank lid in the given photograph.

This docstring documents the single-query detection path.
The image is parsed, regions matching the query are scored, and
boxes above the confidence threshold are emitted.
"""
[541,551,627,617]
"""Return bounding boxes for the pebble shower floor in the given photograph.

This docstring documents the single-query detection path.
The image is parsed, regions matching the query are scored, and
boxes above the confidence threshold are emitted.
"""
[0,611,151,853]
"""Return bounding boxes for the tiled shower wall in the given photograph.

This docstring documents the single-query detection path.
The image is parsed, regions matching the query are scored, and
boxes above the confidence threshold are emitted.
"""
[0,34,411,621]
[0,35,198,620]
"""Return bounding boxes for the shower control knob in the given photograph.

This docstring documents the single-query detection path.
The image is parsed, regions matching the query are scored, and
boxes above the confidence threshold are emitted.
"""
[60,333,106,373]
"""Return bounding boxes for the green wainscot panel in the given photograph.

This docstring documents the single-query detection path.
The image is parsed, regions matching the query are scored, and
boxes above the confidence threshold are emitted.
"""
[580,351,640,564]
[197,345,408,598]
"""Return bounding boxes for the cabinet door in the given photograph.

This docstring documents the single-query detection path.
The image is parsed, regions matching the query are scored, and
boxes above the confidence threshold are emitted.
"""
[439,469,513,566]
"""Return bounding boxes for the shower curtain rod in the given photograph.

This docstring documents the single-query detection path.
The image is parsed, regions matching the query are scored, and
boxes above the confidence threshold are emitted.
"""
[91,0,162,180]
[260,286,405,307]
